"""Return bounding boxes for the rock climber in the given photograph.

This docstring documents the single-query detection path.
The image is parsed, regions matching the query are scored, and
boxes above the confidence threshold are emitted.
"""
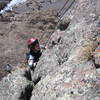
[26,37,42,70]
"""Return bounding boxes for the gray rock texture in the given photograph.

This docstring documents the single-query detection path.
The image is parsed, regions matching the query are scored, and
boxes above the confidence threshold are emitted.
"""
[31,0,100,99]
[0,0,100,100]
[93,46,100,68]
[0,65,33,100]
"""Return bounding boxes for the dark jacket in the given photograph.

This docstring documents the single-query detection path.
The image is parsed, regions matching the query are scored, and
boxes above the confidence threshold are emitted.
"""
[26,50,42,67]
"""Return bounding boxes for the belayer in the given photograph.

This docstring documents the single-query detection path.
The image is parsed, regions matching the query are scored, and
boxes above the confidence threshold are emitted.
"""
[26,37,42,70]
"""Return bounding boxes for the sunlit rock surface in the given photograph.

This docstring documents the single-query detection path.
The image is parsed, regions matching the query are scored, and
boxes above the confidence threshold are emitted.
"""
[31,0,100,99]
[0,0,100,100]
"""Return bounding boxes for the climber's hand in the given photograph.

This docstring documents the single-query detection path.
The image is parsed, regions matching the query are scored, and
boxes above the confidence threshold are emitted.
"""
[33,62,37,67]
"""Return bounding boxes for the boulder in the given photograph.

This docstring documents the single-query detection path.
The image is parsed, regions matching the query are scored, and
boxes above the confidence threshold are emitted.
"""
[0,66,34,100]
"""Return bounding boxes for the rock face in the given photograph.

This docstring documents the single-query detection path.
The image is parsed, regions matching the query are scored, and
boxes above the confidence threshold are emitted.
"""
[31,0,100,99]
[0,65,33,100]
[0,0,100,100]
[93,46,100,68]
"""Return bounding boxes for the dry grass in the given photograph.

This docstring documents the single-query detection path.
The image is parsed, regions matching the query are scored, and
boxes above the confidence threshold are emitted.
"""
[69,41,98,63]
[77,41,97,62]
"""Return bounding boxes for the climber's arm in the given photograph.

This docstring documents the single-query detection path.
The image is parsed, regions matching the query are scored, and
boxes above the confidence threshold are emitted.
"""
[26,54,34,68]
[28,55,34,67]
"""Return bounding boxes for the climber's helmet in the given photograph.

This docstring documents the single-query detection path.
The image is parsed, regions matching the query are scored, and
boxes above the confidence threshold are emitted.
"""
[27,38,40,51]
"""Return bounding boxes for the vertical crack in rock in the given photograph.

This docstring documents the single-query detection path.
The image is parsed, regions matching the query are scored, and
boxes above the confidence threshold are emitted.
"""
[19,84,33,100]
[94,64,100,69]
[21,68,41,100]
[24,69,32,81]
[33,76,41,85]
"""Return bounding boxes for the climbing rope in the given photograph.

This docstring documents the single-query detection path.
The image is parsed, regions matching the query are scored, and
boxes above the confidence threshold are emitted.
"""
[58,0,75,19]
[57,0,70,18]
[39,0,70,42]
[18,0,75,65]
[4,0,75,71]
[39,0,75,48]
